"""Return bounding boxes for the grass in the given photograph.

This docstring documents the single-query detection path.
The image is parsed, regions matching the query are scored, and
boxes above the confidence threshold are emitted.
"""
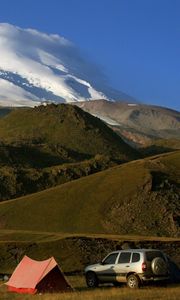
[0,103,139,201]
[0,229,179,242]
[0,151,179,237]
[0,276,180,300]
[0,104,138,161]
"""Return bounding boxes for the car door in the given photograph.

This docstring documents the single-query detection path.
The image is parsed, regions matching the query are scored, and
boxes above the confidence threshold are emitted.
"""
[113,252,132,282]
[97,252,119,283]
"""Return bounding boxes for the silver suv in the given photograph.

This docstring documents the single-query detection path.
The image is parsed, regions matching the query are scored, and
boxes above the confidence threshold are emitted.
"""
[85,249,169,288]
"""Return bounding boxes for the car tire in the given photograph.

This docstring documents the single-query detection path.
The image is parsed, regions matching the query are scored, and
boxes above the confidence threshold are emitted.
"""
[151,257,168,275]
[86,272,99,288]
[127,274,141,289]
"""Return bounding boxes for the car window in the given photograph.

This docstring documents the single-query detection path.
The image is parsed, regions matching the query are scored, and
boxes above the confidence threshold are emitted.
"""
[103,253,118,265]
[146,251,164,262]
[118,252,131,264]
[132,253,140,263]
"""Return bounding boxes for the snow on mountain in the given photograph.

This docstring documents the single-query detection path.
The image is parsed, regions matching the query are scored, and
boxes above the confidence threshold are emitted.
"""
[0,23,136,106]
[0,78,39,106]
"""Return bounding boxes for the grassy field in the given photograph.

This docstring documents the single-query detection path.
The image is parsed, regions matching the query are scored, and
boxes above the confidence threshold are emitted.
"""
[1,229,179,242]
[0,151,179,237]
[0,276,180,300]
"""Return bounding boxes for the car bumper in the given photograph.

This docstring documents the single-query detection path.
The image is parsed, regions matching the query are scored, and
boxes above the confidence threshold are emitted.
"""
[141,275,170,282]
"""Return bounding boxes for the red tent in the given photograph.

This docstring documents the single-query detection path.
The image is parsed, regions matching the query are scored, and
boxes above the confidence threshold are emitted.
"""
[6,256,72,294]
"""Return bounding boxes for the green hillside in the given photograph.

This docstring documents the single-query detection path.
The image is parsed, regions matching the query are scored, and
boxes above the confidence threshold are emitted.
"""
[0,151,179,237]
[0,104,138,162]
[0,104,139,201]
[0,154,115,201]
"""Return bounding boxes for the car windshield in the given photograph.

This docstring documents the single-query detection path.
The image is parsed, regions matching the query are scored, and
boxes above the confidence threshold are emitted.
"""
[102,253,118,265]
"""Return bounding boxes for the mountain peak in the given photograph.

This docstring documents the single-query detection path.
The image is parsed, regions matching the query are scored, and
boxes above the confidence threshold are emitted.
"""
[0,23,136,106]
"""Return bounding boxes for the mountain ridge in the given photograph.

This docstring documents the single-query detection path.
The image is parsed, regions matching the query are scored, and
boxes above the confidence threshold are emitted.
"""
[75,100,180,147]
[0,103,138,160]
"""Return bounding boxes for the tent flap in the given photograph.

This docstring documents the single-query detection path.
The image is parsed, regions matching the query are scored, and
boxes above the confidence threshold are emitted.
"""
[8,286,37,294]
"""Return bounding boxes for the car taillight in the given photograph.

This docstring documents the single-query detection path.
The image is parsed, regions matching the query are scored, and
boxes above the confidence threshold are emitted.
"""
[142,262,147,272]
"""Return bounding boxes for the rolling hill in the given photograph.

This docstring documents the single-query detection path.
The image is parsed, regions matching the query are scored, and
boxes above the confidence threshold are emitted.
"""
[0,151,179,237]
[0,103,137,161]
[0,103,138,201]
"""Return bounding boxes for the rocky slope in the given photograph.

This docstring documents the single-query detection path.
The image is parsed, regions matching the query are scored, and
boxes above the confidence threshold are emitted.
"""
[75,100,180,147]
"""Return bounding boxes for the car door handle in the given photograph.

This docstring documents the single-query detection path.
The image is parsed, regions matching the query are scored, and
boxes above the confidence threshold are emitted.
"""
[126,265,130,267]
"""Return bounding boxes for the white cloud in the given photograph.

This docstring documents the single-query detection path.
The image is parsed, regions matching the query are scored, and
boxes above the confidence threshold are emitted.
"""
[0,23,133,105]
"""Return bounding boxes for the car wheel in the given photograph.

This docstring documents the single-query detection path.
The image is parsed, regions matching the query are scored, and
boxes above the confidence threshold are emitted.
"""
[127,274,140,289]
[151,257,168,275]
[86,272,99,288]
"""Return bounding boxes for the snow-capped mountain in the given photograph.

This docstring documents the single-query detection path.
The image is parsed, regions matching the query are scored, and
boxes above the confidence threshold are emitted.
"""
[0,23,136,107]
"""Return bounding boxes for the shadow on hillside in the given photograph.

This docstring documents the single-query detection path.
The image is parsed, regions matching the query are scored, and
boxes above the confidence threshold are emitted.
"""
[151,171,180,192]
[0,143,92,168]
[141,146,178,156]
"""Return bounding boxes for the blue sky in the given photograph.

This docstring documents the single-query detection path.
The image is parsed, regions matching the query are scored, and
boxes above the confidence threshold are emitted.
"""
[0,0,179,110]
